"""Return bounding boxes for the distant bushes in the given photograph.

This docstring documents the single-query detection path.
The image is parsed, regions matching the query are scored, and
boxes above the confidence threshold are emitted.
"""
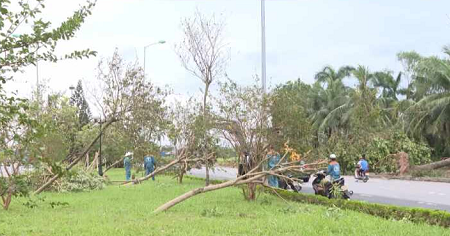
[316,131,432,174]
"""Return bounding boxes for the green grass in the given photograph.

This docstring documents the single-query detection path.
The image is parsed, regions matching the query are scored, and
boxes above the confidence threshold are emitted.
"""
[0,169,449,236]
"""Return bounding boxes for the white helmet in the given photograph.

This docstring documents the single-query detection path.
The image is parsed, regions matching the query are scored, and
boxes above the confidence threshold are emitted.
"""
[125,151,133,157]
[329,154,337,159]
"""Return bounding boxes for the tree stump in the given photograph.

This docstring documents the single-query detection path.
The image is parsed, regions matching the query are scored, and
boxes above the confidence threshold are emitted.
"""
[395,152,410,175]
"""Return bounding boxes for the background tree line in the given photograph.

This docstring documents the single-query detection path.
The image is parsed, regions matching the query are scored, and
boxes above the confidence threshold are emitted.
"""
[271,49,450,173]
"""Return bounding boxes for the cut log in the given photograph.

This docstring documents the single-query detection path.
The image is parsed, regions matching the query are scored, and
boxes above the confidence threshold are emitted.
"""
[414,158,450,171]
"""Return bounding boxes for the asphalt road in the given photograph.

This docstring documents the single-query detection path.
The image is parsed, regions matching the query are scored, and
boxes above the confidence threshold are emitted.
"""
[188,166,450,212]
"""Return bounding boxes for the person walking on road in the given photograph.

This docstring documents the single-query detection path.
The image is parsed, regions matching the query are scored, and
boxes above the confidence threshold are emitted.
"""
[124,152,133,181]
[144,154,157,180]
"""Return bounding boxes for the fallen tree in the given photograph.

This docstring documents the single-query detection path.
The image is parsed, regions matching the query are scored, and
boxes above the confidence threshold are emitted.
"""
[413,157,450,171]
[33,118,117,195]
[153,148,326,213]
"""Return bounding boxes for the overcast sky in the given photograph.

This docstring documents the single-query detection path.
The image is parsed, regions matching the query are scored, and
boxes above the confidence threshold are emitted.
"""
[9,0,450,101]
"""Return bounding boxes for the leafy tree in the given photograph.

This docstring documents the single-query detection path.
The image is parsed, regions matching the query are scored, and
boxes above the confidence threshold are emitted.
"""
[373,71,402,101]
[0,0,96,210]
[314,65,354,89]
[310,66,353,143]
[96,50,169,164]
[397,51,423,100]
[70,80,91,129]
[271,79,313,152]
[404,47,450,156]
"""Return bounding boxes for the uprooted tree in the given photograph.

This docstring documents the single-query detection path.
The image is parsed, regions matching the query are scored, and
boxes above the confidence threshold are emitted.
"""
[153,147,327,213]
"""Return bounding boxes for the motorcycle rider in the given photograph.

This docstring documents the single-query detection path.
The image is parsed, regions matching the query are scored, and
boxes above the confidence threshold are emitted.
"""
[327,154,341,181]
[357,154,369,177]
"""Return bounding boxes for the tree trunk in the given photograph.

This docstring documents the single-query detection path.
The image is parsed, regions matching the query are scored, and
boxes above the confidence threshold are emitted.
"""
[203,82,210,186]
[178,163,185,184]
[33,118,116,195]
[154,173,264,213]
[414,158,450,171]
[1,193,12,210]
[179,172,184,184]
[246,183,257,200]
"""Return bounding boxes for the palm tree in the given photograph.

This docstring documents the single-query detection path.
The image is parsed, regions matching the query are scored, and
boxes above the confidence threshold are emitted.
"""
[373,71,402,101]
[406,48,450,147]
[314,65,354,89]
[310,66,354,142]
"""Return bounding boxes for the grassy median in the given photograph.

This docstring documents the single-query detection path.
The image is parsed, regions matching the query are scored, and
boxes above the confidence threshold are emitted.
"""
[0,169,449,236]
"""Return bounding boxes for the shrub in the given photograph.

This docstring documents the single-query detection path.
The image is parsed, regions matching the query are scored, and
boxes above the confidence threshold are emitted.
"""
[315,131,432,173]
[57,169,107,192]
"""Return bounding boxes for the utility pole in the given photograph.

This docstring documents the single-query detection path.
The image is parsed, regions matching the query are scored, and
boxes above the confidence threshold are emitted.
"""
[261,0,267,93]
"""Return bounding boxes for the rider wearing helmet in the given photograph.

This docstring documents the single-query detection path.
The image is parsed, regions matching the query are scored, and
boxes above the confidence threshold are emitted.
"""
[357,154,369,176]
[327,154,341,181]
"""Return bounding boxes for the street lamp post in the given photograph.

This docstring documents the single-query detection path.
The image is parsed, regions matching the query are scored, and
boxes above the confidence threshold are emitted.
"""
[261,0,267,94]
[144,40,166,77]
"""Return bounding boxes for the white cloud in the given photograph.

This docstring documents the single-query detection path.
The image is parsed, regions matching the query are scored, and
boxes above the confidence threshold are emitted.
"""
[7,0,450,104]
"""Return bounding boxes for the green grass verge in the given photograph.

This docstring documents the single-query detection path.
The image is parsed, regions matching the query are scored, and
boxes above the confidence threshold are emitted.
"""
[186,175,450,228]
[0,169,448,236]
[263,187,450,228]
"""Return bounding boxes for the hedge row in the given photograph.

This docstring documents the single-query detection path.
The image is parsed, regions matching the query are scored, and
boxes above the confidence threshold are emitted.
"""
[184,175,450,228]
[263,187,450,228]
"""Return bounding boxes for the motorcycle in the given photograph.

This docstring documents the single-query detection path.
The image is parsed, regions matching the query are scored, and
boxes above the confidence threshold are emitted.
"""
[278,174,302,192]
[312,170,353,199]
[354,163,369,183]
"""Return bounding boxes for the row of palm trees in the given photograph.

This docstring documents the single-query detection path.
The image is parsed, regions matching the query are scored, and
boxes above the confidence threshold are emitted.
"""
[301,47,450,157]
